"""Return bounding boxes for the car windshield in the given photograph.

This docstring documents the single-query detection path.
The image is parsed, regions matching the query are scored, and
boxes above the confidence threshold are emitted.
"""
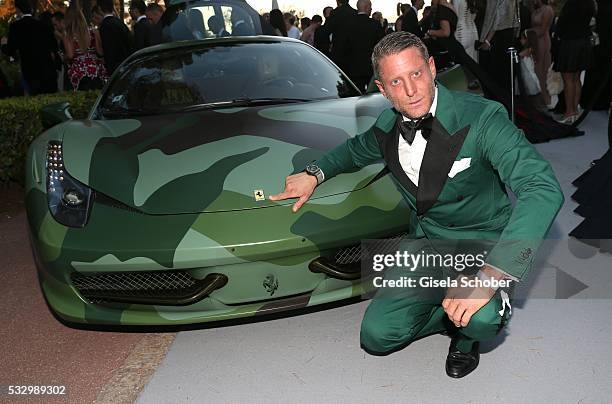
[99,41,360,116]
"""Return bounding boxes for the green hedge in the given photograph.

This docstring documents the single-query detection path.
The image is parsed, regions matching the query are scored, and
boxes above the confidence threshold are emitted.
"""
[0,59,21,94]
[0,16,11,39]
[0,91,100,185]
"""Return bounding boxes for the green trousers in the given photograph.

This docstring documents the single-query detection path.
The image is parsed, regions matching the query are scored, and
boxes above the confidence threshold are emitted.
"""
[360,242,512,354]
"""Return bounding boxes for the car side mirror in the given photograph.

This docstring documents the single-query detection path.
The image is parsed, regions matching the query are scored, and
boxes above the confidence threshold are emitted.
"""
[41,102,73,130]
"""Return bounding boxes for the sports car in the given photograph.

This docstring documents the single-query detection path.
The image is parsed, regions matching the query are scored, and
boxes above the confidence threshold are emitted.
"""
[26,35,470,326]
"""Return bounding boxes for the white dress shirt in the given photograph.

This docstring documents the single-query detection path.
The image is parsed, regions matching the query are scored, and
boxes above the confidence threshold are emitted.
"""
[398,86,438,186]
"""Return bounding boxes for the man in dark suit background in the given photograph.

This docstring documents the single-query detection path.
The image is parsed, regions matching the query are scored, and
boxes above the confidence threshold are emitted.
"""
[130,0,151,51]
[0,0,58,95]
[314,6,334,57]
[208,15,230,37]
[145,3,164,45]
[346,0,384,92]
[98,0,133,75]
[325,0,358,73]
[230,8,252,36]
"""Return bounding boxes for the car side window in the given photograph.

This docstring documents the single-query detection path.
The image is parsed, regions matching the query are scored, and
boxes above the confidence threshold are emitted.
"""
[161,2,257,42]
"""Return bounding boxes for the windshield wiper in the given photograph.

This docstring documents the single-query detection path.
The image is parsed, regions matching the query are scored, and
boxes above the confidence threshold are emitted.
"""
[178,98,313,112]
[100,106,162,117]
[232,97,313,105]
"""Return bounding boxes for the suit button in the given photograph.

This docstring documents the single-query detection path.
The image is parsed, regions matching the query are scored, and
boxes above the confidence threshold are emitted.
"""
[457,195,464,201]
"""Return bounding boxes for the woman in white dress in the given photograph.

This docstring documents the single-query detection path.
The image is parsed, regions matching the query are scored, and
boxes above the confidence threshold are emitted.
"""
[452,0,479,62]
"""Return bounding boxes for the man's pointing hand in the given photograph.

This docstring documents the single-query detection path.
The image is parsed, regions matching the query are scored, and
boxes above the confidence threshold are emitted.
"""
[269,172,318,213]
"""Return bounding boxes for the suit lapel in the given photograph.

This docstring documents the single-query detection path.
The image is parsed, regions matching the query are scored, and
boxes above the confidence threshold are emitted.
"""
[416,84,471,215]
[416,120,470,215]
[374,114,417,197]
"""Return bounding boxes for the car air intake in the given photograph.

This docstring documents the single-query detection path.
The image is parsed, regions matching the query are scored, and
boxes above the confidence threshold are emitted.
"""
[310,233,407,280]
[71,271,227,306]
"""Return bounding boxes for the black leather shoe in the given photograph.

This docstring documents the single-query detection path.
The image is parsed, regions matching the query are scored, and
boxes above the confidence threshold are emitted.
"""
[445,338,479,378]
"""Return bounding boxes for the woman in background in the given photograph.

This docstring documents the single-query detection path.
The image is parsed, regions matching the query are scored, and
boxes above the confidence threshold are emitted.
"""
[531,0,554,107]
[424,0,458,68]
[453,0,478,62]
[61,6,107,91]
[553,0,596,123]
[269,9,287,37]
[395,3,410,32]
[425,0,458,43]
[518,29,542,100]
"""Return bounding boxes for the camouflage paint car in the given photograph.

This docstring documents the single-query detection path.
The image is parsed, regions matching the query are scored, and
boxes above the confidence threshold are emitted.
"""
[26,37,470,326]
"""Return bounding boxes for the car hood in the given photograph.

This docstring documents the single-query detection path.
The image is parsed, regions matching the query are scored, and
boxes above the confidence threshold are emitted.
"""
[60,95,391,214]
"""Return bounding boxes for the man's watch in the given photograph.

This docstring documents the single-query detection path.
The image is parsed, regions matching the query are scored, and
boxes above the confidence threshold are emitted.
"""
[305,163,324,185]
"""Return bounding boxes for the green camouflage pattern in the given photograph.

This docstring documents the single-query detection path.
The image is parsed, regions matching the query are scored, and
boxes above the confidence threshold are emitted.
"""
[25,60,469,326]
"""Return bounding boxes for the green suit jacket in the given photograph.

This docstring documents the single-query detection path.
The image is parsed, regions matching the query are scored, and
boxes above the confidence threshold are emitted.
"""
[316,84,564,280]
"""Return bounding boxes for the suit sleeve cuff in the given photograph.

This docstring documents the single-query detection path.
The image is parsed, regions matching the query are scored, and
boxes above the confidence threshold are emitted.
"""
[483,263,519,282]
[315,156,338,182]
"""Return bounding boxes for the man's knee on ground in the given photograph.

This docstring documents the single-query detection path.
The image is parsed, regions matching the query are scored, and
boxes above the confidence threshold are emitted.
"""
[359,319,418,355]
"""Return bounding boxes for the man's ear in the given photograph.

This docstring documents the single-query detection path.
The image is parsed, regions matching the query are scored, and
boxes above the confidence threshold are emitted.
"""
[374,79,387,98]
[428,56,436,80]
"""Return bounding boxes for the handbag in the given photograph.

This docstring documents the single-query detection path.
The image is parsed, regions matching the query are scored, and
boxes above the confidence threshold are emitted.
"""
[519,56,541,96]
[546,65,564,96]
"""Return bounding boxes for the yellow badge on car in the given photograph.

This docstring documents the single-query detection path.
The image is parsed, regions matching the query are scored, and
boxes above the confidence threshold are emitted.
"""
[254,190,265,201]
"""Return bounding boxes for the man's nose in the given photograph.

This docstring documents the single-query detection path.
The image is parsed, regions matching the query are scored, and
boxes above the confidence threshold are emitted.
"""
[403,79,416,97]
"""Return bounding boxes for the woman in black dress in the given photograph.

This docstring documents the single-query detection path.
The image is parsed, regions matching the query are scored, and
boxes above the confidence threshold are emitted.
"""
[553,0,596,124]
[395,3,410,33]
[269,9,287,37]
[423,0,458,69]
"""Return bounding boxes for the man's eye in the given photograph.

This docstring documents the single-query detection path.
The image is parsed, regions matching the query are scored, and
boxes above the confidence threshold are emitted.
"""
[413,71,422,78]
[391,79,400,86]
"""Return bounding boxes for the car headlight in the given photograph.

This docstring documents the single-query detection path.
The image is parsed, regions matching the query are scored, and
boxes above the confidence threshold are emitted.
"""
[46,141,93,228]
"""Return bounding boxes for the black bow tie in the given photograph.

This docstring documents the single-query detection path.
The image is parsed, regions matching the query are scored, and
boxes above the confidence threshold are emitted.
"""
[400,113,434,145]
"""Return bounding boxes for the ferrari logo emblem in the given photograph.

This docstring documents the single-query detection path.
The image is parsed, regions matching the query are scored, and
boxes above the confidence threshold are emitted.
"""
[254,189,265,201]
[263,274,278,296]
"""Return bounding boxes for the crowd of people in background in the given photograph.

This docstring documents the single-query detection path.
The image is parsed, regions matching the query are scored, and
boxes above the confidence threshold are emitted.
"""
[0,0,164,95]
[0,0,610,121]
[285,0,608,123]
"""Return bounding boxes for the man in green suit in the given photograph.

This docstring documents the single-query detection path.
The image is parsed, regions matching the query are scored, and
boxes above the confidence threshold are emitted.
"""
[270,32,563,378]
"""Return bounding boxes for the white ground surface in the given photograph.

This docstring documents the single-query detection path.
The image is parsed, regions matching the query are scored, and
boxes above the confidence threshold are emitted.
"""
[136,110,612,404]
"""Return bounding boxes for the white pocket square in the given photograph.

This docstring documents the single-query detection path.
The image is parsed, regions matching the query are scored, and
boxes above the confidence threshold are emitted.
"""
[448,158,472,178]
